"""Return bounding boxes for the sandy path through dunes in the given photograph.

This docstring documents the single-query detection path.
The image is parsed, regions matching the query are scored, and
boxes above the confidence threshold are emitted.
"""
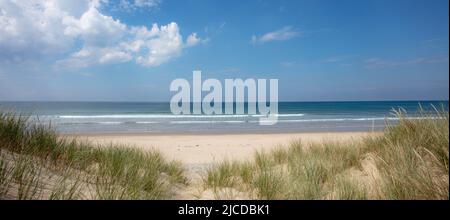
[67,132,378,165]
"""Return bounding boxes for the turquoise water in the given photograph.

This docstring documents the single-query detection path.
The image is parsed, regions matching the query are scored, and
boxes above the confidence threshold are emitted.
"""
[0,101,448,134]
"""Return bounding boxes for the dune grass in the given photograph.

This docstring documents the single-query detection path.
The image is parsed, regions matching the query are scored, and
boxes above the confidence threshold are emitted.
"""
[0,112,187,200]
[203,108,449,200]
[1,106,448,200]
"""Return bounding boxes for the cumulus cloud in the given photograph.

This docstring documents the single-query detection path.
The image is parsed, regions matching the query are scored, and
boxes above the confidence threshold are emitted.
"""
[251,26,300,44]
[0,0,204,68]
[0,0,85,58]
[63,6,127,46]
[131,22,184,67]
[55,47,132,68]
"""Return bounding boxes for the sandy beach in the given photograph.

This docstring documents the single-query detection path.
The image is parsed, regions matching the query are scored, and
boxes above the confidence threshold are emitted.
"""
[67,132,379,165]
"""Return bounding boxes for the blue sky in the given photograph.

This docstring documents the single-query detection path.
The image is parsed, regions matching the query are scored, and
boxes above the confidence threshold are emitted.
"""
[0,0,448,101]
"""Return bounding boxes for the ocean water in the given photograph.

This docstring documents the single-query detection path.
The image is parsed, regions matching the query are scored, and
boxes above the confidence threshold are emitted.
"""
[0,101,448,134]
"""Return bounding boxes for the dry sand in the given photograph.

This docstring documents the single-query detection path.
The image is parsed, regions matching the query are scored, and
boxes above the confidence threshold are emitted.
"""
[67,132,379,165]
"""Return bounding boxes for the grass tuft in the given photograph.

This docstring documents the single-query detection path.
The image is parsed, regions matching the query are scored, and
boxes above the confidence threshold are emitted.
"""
[0,112,187,200]
[203,107,449,200]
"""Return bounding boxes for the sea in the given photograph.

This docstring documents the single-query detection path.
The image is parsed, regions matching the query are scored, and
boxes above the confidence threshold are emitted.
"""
[0,101,448,134]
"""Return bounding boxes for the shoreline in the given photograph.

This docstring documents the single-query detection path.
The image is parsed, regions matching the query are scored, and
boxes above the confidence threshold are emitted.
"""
[67,131,382,165]
[60,129,382,137]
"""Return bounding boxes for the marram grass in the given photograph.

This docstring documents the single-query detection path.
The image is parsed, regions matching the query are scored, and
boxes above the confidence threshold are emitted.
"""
[0,112,187,200]
[204,108,449,200]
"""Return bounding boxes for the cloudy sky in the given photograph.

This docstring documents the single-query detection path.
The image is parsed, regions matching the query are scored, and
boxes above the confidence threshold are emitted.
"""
[0,0,448,101]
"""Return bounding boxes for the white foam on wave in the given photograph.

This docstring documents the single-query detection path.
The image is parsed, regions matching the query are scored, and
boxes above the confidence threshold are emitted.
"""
[97,122,122,125]
[279,117,435,123]
[51,115,438,125]
[275,113,305,117]
[56,113,305,119]
[55,121,160,125]
[170,120,246,124]
[135,121,159,124]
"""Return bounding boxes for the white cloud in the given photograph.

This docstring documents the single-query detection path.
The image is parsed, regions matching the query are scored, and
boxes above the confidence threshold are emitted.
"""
[364,56,449,69]
[0,0,204,69]
[186,33,201,47]
[186,33,208,47]
[56,46,132,68]
[251,26,300,44]
[280,61,295,67]
[0,0,87,57]
[134,0,160,8]
[133,22,184,67]
[99,50,132,64]
[117,0,160,11]
[63,6,127,46]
